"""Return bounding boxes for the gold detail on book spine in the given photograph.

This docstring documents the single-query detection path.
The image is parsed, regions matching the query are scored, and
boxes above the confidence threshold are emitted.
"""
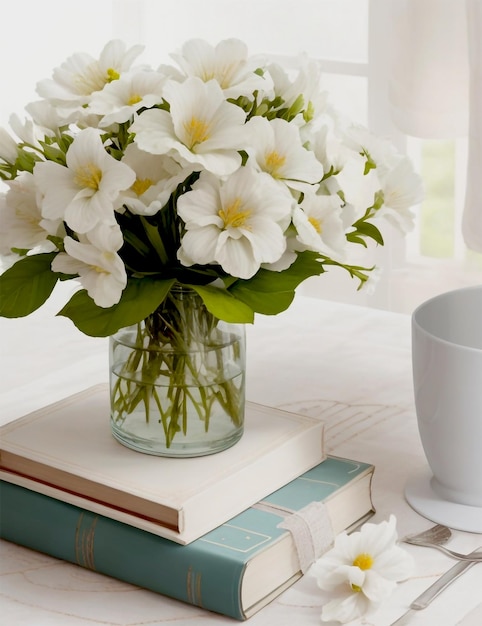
[195,572,203,607]
[186,566,203,607]
[74,512,98,570]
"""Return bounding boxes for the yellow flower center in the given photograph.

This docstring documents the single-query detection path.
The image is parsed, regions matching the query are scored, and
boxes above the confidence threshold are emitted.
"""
[128,93,142,106]
[106,68,120,82]
[219,197,251,229]
[184,117,211,149]
[351,552,374,592]
[74,163,103,191]
[90,265,108,274]
[132,178,154,196]
[89,252,115,274]
[308,216,322,233]
[353,553,374,570]
[201,71,216,82]
[264,150,286,177]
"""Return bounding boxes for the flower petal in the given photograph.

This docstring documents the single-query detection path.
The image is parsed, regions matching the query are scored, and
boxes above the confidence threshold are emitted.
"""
[321,592,369,624]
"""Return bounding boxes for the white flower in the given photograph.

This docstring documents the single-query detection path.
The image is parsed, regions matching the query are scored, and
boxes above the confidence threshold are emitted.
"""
[89,70,166,127]
[311,515,414,624]
[335,153,380,220]
[293,191,346,258]
[377,157,425,232]
[361,266,383,295]
[0,127,18,164]
[131,77,246,176]
[177,166,293,279]
[36,39,144,113]
[267,55,325,115]
[51,224,127,307]
[25,100,77,132]
[309,123,350,178]
[33,127,136,233]
[246,116,323,192]
[120,143,193,216]
[344,124,397,169]
[169,38,271,99]
[0,172,63,252]
[8,112,47,149]
[261,234,298,272]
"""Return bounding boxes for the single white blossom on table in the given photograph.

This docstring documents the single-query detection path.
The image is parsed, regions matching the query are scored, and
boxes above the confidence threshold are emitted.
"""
[33,127,135,233]
[311,515,414,624]
[51,224,127,307]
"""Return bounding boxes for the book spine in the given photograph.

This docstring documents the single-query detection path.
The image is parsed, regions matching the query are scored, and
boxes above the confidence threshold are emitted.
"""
[0,481,245,620]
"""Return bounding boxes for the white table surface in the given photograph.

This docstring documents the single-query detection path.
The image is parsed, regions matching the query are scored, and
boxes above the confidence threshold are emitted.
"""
[1,286,481,626]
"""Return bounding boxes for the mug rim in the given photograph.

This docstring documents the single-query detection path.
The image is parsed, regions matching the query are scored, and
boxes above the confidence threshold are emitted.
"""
[412,285,482,353]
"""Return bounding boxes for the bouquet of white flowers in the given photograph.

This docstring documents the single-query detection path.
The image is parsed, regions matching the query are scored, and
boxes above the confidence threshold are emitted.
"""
[0,39,423,453]
[0,38,422,335]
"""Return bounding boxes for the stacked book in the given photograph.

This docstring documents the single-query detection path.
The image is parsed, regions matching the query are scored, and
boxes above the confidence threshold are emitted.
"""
[0,384,375,620]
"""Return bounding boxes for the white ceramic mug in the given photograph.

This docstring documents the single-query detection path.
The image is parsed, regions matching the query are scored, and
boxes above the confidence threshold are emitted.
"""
[411,285,482,508]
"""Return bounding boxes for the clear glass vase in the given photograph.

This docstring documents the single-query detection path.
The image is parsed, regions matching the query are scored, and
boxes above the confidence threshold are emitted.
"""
[109,286,246,457]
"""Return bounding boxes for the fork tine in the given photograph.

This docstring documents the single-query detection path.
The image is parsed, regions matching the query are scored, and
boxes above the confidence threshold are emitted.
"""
[429,524,452,540]
[404,524,452,544]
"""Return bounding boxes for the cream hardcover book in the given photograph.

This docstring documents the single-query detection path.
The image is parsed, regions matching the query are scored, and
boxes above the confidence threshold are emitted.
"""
[0,384,325,544]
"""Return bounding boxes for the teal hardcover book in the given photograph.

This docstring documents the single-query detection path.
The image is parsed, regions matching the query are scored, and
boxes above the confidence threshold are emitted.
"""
[0,456,374,620]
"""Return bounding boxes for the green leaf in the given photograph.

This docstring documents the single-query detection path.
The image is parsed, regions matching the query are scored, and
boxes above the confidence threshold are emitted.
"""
[352,221,384,246]
[303,100,315,123]
[58,278,176,337]
[15,149,40,174]
[230,287,294,315]
[39,142,67,165]
[231,251,325,294]
[362,150,377,175]
[140,216,169,264]
[372,189,385,210]
[0,253,58,317]
[284,94,304,121]
[346,232,368,247]
[321,258,373,289]
[224,252,325,316]
[189,285,254,324]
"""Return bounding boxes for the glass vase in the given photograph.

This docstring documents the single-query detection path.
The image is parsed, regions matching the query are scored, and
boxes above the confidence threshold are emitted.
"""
[109,286,246,457]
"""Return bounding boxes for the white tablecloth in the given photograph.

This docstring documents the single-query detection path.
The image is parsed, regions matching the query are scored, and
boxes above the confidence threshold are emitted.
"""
[1,288,481,625]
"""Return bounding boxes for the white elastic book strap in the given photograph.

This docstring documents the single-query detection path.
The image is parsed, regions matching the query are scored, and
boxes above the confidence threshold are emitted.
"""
[277,501,334,573]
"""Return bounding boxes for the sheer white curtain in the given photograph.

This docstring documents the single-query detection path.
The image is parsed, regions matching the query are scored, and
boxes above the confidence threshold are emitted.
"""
[464,0,482,252]
[389,0,482,253]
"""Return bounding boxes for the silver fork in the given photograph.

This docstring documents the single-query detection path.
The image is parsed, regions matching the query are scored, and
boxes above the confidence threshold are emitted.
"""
[403,524,482,561]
